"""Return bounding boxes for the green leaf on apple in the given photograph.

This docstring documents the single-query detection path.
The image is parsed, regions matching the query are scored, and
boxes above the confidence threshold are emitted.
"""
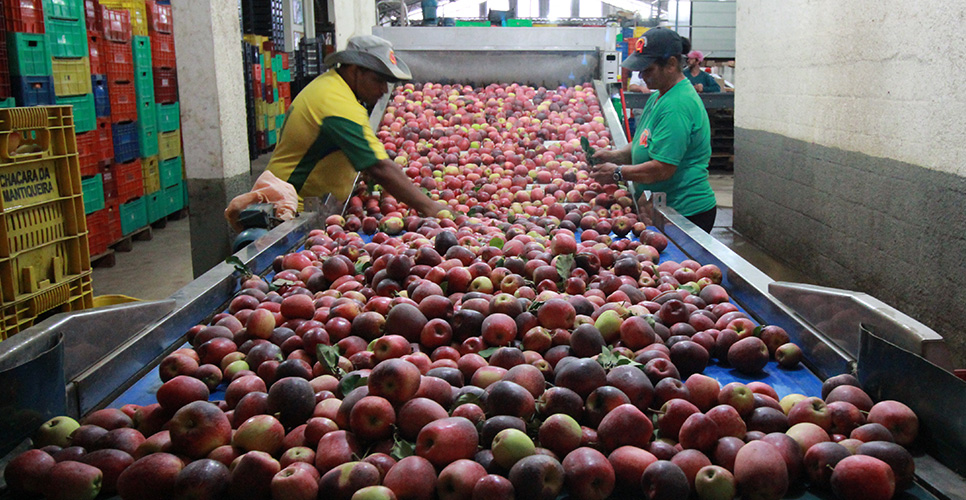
[391,435,416,460]
[452,391,481,410]
[354,257,372,275]
[338,373,368,398]
[478,347,499,359]
[642,315,657,327]
[440,281,448,295]
[580,136,598,165]
[317,344,345,378]
[488,236,505,250]
[679,282,701,295]
[597,346,620,369]
[270,278,296,291]
[225,256,253,278]
[556,253,575,282]
[753,325,763,337]
[527,300,546,313]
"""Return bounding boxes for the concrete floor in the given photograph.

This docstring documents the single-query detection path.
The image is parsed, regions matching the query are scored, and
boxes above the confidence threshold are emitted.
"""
[90,167,807,301]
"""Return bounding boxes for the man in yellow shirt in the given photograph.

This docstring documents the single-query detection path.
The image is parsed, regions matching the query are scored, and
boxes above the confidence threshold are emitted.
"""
[228,35,443,228]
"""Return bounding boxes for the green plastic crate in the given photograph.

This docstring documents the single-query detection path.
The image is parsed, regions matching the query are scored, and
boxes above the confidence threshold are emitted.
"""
[506,19,533,27]
[272,55,281,69]
[156,101,179,132]
[164,181,184,215]
[277,69,291,83]
[134,66,154,102]
[119,197,147,235]
[272,87,278,101]
[275,115,284,130]
[43,0,85,20]
[267,129,277,145]
[7,33,53,77]
[82,174,105,214]
[132,36,152,71]
[0,97,15,108]
[56,93,97,133]
[46,17,88,58]
[159,156,182,188]
[138,104,159,157]
[144,190,164,223]
[455,20,488,26]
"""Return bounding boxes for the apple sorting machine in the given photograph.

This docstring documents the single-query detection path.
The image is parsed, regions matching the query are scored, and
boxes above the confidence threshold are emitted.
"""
[1,28,964,499]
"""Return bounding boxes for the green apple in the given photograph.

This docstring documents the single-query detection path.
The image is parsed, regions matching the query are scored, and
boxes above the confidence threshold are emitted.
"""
[491,428,535,469]
[694,465,736,500]
[780,394,807,415]
[34,416,80,448]
[350,485,396,500]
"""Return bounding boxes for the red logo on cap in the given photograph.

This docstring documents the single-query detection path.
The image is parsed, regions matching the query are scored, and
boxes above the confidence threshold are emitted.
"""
[389,50,397,65]
[636,37,647,53]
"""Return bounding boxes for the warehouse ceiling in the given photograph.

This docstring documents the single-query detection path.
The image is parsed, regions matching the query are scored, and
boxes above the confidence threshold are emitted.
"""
[376,0,664,25]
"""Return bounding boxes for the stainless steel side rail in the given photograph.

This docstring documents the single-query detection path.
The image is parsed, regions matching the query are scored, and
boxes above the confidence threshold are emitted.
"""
[651,202,854,381]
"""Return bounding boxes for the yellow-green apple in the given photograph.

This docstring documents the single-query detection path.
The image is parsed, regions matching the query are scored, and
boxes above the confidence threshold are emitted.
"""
[779,394,807,415]
[830,455,895,500]
[562,447,615,500]
[168,401,231,458]
[351,485,398,500]
[734,440,788,500]
[538,414,582,458]
[232,414,285,455]
[694,465,735,500]
[491,428,536,469]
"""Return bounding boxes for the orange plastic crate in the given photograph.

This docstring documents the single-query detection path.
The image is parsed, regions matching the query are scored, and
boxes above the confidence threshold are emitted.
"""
[76,130,98,176]
[95,118,113,164]
[104,39,134,83]
[111,158,142,203]
[85,208,109,255]
[148,30,174,68]
[108,80,136,122]
[145,0,171,33]
[3,0,45,34]
[101,6,131,43]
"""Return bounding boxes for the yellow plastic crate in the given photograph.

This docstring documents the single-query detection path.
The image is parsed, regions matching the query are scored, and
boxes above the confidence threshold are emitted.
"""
[52,57,93,97]
[1,273,93,340]
[157,130,180,160]
[141,155,160,194]
[0,106,92,320]
[99,0,148,36]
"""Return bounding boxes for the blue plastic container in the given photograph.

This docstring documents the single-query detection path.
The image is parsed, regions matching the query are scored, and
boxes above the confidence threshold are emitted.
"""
[92,74,110,117]
[12,76,56,106]
[112,120,140,163]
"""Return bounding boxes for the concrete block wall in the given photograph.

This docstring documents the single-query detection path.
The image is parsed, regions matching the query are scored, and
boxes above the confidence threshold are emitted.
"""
[734,1,966,365]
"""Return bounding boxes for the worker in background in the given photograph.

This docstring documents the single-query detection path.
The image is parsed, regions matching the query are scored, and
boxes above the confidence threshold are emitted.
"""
[590,28,717,233]
[226,35,445,231]
[684,50,721,93]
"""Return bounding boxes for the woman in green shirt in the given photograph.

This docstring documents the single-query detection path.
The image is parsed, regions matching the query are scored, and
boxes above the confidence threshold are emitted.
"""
[592,28,718,233]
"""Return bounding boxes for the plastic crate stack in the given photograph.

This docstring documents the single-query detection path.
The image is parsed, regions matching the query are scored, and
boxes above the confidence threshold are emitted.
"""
[6,0,55,108]
[292,33,332,97]
[45,0,96,141]
[0,106,94,340]
[241,0,283,49]
[244,33,289,156]
[144,0,182,224]
[243,42,258,159]
[0,6,11,107]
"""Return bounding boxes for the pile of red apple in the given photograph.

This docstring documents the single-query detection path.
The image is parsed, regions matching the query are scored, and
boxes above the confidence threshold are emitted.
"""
[2,83,924,500]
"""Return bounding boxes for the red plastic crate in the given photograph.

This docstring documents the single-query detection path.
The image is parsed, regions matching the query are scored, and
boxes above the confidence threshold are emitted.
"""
[104,200,122,243]
[0,34,9,100]
[96,118,114,164]
[85,0,101,32]
[153,66,177,103]
[77,131,99,177]
[278,82,290,100]
[149,30,175,68]
[108,80,137,122]
[281,52,288,70]
[4,0,45,34]
[88,33,106,75]
[86,209,110,255]
[112,159,144,204]
[102,6,131,43]
[145,0,171,33]
[104,39,134,83]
